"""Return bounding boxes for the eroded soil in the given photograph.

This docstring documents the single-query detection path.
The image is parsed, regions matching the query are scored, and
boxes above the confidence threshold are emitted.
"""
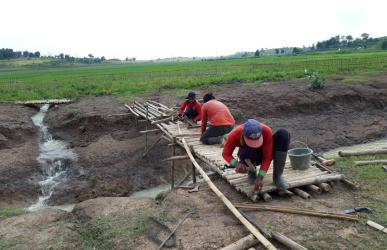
[0,73,386,249]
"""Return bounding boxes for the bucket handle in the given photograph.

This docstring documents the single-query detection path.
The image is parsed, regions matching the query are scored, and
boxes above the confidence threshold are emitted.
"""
[290,141,309,149]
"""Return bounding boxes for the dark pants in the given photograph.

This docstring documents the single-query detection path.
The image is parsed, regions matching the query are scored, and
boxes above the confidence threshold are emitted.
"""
[238,128,290,165]
[202,125,234,145]
[184,108,199,120]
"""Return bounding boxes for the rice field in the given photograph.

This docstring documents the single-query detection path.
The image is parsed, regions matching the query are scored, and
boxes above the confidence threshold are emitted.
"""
[1,51,387,101]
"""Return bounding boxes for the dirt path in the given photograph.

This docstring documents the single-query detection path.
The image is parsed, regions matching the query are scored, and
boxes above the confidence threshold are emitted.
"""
[0,73,386,248]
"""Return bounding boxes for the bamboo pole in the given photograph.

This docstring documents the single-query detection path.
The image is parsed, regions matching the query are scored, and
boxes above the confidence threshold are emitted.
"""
[262,193,272,202]
[367,220,387,234]
[317,182,331,192]
[271,232,308,250]
[306,184,322,194]
[237,209,271,238]
[139,129,160,134]
[141,134,164,159]
[220,234,259,250]
[257,174,343,195]
[233,203,359,221]
[173,133,202,138]
[338,149,387,157]
[151,116,175,124]
[292,188,311,199]
[145,105,149,152]
[177,169,193,187]
[180,136,276,249]
[124,104,140,117]
[171,137,176,188]
[162,155,190,162]
[313,162,358,188]
[277,189,294,197]
[354,160,387,165]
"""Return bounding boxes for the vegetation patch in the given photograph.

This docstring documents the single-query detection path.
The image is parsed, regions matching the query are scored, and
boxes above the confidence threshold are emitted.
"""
[66,205,177,250]
[333,153,387,248]
[0,207,29,218]
[339,75,367,83]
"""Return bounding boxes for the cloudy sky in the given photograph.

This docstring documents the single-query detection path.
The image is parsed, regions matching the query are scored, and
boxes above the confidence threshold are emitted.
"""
[1,0,386,60]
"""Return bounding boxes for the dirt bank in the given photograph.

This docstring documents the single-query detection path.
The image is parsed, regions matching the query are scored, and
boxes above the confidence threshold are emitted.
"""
[1,73,386,208]
[1,72,387,249]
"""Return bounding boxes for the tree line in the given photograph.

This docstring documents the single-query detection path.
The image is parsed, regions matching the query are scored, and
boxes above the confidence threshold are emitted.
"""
[314,33,382,50]
[0,49,136,63]
[0,49,40,60]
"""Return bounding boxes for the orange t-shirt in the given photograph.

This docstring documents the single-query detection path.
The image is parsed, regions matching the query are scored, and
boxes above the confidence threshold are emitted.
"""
[201,100,235,134]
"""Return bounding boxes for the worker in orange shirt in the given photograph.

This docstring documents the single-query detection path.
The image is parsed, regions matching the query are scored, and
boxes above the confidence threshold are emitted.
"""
[179,91,202,123]
[200,93,235,145]
[222,119,290,191]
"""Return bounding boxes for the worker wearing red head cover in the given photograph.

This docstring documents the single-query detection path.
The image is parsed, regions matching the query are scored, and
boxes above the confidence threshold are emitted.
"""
[222,119,290,191]
[179,91,201,123]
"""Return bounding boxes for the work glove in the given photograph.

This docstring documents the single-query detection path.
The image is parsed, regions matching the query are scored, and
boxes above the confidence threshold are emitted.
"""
[234,162,248,173]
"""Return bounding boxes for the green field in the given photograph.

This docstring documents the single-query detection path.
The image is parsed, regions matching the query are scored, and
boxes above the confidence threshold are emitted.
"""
[1,50,387,101]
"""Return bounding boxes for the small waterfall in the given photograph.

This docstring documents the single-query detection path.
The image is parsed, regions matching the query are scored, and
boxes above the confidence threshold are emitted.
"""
[28,104,77,212]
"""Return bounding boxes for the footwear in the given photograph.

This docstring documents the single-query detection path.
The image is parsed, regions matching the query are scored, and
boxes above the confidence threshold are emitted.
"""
[247,170,257,183]
[207,136,222,145]
[220,133,229,148]
[273,151,290,189]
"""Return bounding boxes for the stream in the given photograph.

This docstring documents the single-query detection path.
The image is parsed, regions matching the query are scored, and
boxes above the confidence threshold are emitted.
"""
[24,104,386,211]
[28,104,77,212]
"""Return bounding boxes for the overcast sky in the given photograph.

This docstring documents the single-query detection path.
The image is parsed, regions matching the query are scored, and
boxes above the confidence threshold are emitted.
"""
[1,0,386,60]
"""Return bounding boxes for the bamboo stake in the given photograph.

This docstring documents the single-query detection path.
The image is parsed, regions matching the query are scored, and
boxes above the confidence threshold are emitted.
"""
[180,135,276,249]
[171,137,176,188]
[354,160,387,165]
[145,105,149,152]
[233,203,359,221]
[338,149,387,157]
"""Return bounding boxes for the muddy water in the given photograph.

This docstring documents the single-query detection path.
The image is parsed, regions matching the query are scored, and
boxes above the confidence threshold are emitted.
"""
[28,104,77,212]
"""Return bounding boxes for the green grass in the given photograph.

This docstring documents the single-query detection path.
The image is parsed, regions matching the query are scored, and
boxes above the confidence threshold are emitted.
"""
[333,153,387,249]
[0,207,29,218]
[68,206,177,250]
[0,235,24,249]
[339,75,367,83]
[1,51,387,101]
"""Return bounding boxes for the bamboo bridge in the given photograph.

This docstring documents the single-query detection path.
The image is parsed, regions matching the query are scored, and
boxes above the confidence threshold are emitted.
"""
[126,100,347,203]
